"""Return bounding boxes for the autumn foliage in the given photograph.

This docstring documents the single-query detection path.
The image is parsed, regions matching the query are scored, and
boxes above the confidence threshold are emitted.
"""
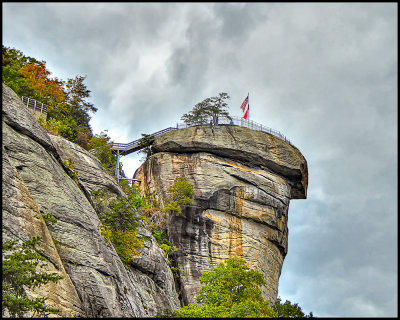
[2,45,118,175]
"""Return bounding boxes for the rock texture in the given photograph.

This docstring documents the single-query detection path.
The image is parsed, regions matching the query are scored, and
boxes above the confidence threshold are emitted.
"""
[135,125,308,305]
[2,83,180,317]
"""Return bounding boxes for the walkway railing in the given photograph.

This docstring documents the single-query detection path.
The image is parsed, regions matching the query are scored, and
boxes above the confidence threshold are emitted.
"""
[21,96,48,115]
[112,115,292,156]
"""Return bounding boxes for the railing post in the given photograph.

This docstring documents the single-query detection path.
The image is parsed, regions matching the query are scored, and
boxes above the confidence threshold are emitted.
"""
[115,149,120,182]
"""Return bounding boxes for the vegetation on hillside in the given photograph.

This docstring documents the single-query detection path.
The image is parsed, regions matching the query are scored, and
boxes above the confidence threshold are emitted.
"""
[2,45,117,176]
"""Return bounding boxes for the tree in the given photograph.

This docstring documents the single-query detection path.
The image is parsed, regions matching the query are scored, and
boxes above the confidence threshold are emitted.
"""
[181,92,232,126]
[2,237,64,318]
[92,184,147,265]
[3,46,97,149]
[170,257,277,318]
[273,297,314,318]
[64,75,97,128]
[162,177,195,215]
[138,133,156,160]
[19,62,65,106]
[87,131,116,174]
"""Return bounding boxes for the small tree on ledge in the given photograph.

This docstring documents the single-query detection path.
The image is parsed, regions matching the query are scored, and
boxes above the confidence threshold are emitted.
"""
[181,92,232,126]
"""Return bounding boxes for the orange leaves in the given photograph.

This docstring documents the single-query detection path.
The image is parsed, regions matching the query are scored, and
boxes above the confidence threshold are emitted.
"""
[19,63,65,105]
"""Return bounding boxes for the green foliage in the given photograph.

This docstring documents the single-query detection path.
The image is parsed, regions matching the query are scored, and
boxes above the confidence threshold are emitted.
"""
[42,213,57,226]
[3,45,96,149]
[91,185,148,265]
[138,134,156,159]
[273,297,313,318]
[169,257,277,318]
[181,92,232,126]
[2,237,63,318]
[98,225,143,265]
[163,177,195,215]
[62,158,79,179]
[46,116,79,142]
[87,131,116,175]
[152,229,178,258]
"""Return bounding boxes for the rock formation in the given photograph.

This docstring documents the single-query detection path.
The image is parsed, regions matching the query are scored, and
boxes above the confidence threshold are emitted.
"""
[134,125,308,305]
[2,83,180,317]
[2,82,307,316]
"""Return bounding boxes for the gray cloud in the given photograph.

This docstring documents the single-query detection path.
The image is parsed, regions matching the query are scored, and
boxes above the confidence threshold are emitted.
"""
[3,2,397,317]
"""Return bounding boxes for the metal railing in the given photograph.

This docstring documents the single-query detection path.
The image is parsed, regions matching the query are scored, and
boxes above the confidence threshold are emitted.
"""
[21,96,48,115]
[112,115,292,155]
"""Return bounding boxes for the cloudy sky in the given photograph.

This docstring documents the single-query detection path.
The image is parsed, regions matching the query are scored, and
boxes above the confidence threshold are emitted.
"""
[3,2,397,317]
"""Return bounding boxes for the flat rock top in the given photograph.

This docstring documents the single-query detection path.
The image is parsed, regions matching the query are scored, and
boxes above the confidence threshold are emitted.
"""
[152,125,308,199]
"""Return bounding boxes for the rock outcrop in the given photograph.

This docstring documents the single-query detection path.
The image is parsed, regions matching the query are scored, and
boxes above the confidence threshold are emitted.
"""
[3,82,307,316]
[134,125,308,305]
[2,83,180,317]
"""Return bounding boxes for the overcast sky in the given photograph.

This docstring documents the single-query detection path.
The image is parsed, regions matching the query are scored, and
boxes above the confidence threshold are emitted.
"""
[3,2,397,317]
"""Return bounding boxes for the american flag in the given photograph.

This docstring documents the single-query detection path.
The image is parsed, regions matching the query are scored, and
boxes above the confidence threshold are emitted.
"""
[240,96,249,112]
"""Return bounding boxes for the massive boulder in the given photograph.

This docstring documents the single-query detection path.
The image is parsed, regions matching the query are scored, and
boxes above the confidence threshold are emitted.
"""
[134,125,308,305]
[2,83,180,317]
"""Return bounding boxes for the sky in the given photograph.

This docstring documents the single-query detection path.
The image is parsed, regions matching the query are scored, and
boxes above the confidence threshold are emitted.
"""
[2,2,397,317]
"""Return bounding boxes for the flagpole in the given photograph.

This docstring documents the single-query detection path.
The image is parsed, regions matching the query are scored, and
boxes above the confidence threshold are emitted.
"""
[247,92,250,127]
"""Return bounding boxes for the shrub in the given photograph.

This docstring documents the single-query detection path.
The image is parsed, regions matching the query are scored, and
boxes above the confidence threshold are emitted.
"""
[42,213,57,226]
[163,177,194,215]
[87,132,116,174]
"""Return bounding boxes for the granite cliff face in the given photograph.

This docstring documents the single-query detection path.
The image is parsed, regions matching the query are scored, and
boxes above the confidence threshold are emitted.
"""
[2,83,180,317]
[134,125,308,305]
[3,82,307,316]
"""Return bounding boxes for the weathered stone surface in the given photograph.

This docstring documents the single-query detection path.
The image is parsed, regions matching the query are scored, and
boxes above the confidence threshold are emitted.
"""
[2,146,86,318]
[2,83,58,159]
[152,125,307,199]
[49,134,124,199]
[2,83,180,317]
[49,133,180,315]
[135,126,308,305]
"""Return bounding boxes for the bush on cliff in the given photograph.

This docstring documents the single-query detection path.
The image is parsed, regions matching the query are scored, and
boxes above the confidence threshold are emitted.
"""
[87,131,117,175]
[163,177,195,215]
[2,237,63,318]
[92,184,148,265]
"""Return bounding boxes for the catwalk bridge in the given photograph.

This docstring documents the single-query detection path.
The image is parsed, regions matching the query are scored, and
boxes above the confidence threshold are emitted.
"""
[111,116,292,180]
[111,116,292,156]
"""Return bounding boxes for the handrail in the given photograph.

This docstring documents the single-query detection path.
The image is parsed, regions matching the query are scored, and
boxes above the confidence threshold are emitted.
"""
[112,115,293,155]
[19,96,292,152]
[21,96,48,115]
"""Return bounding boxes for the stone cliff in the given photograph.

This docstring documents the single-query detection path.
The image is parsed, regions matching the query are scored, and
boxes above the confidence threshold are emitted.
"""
[2,83,180,317]
[134,125,308,305]
[2,82,307,317]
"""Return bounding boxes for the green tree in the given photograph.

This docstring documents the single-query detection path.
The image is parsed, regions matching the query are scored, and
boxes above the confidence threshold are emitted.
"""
[273,297,313,318]
[64,75,97,127]
[87,131,116,174]
[181,92,232,126]
[170,257,277,318]
[2,237,64,318]
[163,177,195,215]
[92,184,147,265]
[138,133,156,159]
[3,45,97,149]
